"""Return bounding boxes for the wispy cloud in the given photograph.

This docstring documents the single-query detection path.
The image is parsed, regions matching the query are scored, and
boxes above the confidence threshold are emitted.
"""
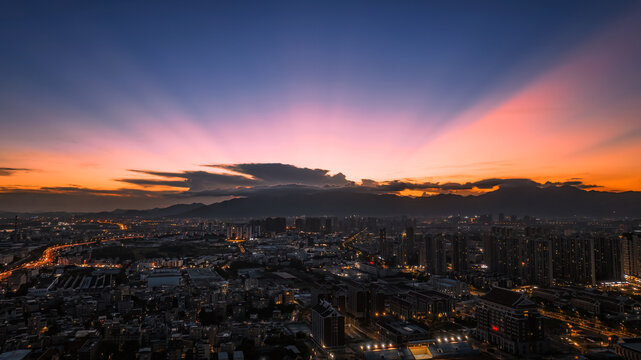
[0,167,30,176]
[580,127,641,154]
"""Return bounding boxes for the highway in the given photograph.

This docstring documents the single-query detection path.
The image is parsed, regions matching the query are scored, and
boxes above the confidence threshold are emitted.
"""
[0,236,132,281]
[342,228,368,250]
[540,309,637,338]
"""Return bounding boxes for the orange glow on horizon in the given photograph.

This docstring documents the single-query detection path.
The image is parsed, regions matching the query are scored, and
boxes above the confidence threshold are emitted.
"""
[1,9,641,199]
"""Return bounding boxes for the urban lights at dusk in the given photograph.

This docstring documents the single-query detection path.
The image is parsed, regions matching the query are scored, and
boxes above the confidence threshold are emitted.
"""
[1,0,641,359]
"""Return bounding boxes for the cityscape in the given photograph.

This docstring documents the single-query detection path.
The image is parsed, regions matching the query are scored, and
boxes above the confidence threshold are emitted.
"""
[0,215,640,360]
[2,1,641,360]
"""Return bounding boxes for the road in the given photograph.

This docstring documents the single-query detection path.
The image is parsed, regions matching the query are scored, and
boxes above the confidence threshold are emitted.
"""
[342,228,368,250]
[0,236,132,281]
[540,309,637,338]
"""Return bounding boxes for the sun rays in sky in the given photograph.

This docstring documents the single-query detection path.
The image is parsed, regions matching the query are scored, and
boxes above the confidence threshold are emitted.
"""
[1,1,641,211]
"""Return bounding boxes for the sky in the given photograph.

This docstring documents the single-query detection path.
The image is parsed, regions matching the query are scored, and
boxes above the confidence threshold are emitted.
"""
[1,1,641,212]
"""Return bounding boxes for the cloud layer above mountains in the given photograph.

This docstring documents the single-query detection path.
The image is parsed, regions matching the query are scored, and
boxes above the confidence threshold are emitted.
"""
[0,163,605,212]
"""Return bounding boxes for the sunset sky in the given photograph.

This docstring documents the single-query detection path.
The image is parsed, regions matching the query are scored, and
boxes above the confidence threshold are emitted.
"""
[1,1,641,212]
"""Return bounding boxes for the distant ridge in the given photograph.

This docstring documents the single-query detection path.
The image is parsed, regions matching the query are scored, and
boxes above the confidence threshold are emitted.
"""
[93,203,207,218]
[0,203,206,219]
[2,186,640,219]
[178,185,641,218]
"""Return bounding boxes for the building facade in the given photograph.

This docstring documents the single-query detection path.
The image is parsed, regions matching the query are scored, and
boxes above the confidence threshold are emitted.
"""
[311,300,345,349]
[476,287,545,355]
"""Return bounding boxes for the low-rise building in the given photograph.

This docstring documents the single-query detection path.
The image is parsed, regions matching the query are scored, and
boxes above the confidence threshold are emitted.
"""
[616,338,641,360]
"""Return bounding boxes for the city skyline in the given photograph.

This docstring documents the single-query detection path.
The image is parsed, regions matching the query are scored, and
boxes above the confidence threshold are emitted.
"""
[3,3,641,359]
[2,1,641,212]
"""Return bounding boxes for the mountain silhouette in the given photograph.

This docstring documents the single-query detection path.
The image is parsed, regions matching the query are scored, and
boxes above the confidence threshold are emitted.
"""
[4,185,639,218]
[175,185,641,218]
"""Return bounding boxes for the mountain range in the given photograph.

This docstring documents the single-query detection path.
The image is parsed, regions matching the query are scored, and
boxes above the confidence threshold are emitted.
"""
[3,184,640,219]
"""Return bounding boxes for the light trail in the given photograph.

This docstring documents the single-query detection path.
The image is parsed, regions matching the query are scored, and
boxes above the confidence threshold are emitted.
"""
[0,236,134,281]
[342,228,368,250]
[540,309,637,338]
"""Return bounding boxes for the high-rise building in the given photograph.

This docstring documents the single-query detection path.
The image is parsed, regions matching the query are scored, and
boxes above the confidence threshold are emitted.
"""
[520,235,553,287]
[594,236,623,282]
[400,227,415,266]
[425,236,447,275]
[529,238,553,287]
[419,236,427,268]
[622,233,641,277]
[311,300,345,348]
[379,228,386,253]
[324,217,333,233]
[381,228,397,265]
[452,234,468,273]
[264,217,286,233]
[11,215,23,242]
[369,285,388,318]
[552,235,595,286]
[485,229,524,280]
[226,223,252,240]
[305,217,322,233]
[345,280,369,320]
[476,288,545,355]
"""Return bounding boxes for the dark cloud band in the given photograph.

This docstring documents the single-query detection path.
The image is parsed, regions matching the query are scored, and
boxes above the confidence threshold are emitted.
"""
[0,162,608,212]
[0,167,30,176]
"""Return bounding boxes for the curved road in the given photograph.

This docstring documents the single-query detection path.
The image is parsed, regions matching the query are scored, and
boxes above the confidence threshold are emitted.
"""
[0,236,133,281]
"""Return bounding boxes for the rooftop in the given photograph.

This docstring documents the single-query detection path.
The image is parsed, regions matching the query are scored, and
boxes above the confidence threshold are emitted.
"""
[481,287,535,308]
[0,350,31,360]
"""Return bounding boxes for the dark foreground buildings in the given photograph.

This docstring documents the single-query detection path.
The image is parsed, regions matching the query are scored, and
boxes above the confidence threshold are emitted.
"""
[311,300,345,349]
[476,287,546,355]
